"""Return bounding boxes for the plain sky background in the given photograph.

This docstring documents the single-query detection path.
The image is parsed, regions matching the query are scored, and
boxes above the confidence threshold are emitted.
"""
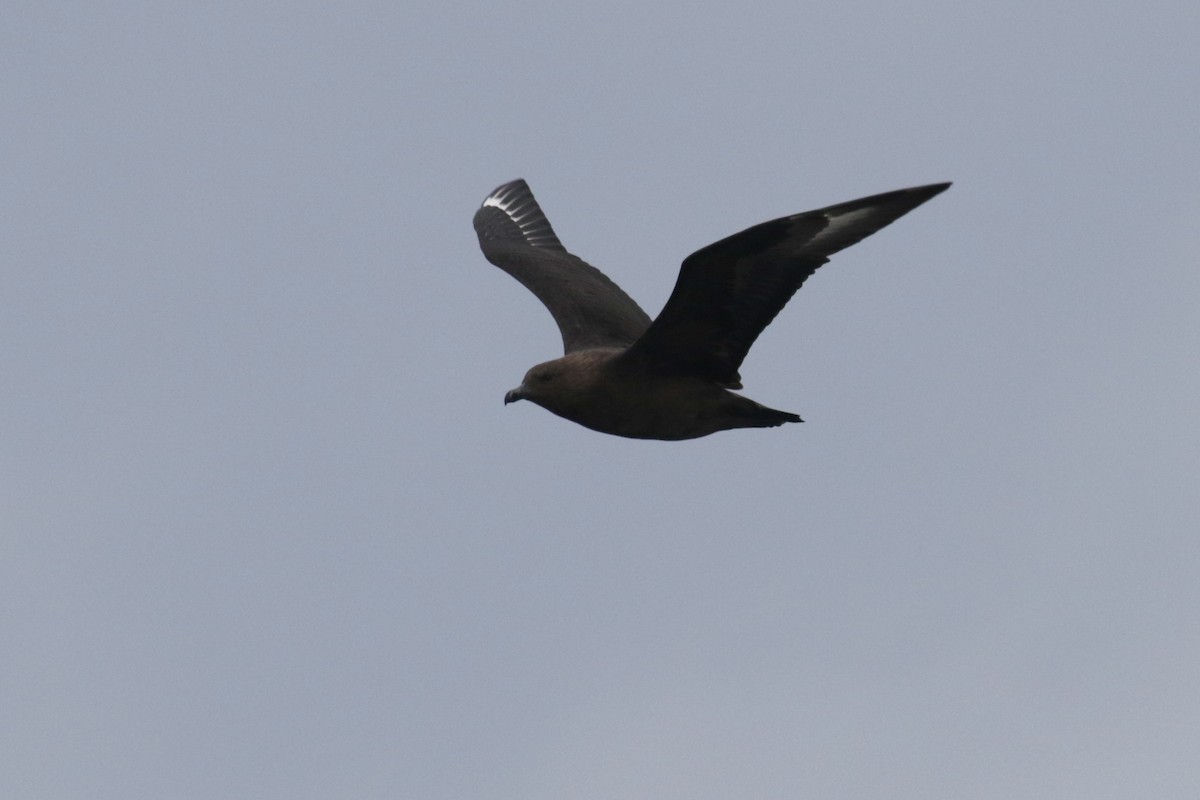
[4,1,1199,798]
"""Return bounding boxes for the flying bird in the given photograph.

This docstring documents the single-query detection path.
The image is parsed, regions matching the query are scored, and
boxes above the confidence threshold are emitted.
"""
[474,179,949,440]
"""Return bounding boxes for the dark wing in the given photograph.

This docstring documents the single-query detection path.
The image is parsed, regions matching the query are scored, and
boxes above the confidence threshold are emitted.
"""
[625,183,951,387]
[473,179,652,353]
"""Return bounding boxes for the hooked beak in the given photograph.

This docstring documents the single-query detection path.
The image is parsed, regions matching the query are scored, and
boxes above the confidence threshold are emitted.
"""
[504,386,525,405]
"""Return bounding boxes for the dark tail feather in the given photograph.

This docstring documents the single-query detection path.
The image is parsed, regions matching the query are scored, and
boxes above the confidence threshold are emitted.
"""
[755,405,803,427]
[731,397,803,429]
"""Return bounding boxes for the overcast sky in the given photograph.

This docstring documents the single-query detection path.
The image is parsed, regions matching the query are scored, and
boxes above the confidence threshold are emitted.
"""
[4,2,1199,798]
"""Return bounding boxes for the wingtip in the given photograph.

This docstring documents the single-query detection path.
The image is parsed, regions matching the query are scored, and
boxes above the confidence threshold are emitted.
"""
[480,178,530,210]
[910,181,952,198]
[887,181,951,212]
[476,178,567,252]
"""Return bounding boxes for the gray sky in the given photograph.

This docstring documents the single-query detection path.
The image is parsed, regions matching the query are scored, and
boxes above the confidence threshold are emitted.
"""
[4,1,1198,798]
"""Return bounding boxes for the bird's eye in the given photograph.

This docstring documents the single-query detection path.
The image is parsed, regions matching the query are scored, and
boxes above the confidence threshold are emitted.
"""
[537,373,554,383]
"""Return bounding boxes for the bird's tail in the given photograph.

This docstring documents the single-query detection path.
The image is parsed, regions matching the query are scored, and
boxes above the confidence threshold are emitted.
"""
[728,396,803,429]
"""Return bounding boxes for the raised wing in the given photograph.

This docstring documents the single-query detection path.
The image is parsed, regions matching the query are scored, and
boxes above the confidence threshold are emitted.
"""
[625,183,951,387]
[473,179,652,353]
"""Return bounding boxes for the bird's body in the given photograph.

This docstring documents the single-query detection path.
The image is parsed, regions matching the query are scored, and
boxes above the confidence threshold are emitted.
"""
[506,348,799,440]
[474,179,949,440]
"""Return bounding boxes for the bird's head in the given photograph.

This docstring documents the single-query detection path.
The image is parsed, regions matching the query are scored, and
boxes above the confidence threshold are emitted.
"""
[504,360,567,407]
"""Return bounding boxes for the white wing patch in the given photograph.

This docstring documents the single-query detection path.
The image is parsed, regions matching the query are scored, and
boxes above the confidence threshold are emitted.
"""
[806,206,877,250]
[482,189,520,216]
[480,180,564,250]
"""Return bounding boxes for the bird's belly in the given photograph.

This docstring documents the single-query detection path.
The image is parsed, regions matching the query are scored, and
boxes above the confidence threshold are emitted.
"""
[557,376,729,441]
